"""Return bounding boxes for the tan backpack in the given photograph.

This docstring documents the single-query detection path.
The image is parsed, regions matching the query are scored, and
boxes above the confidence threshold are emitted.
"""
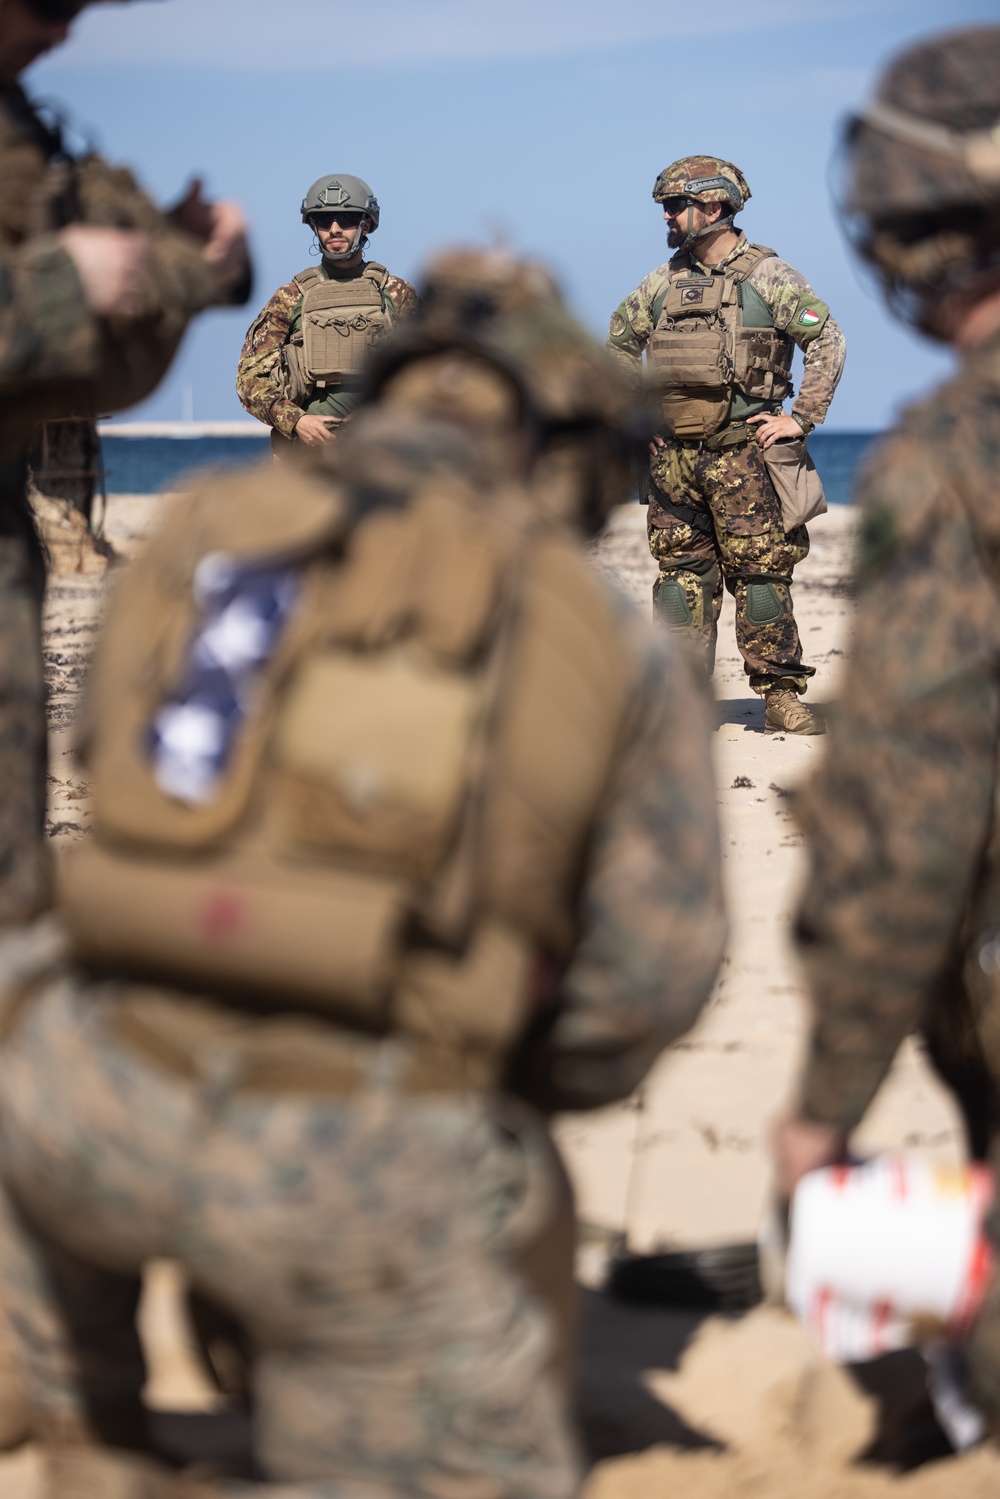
[59,453,635,1082]
[283,263,392,405]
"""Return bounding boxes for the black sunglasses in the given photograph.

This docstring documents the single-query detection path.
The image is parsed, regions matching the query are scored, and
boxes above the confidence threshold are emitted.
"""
[660,195,697,216]
[310,210,366,230]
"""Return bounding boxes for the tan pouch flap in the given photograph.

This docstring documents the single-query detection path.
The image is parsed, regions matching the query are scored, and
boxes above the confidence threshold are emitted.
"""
[648,327,730,390]
[394,919,534,1085]
[59,842,405,1020]
[272,645,481,873]
[760,436,828,532]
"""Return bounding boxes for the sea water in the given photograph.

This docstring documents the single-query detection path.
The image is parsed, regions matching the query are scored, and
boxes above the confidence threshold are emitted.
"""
[98,430,880,507]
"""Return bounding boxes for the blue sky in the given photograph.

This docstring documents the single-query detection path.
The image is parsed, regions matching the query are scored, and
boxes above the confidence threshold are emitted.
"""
[35,0,1000,429]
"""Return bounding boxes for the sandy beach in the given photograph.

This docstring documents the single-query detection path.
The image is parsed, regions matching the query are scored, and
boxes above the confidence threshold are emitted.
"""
[0,490,992,1495]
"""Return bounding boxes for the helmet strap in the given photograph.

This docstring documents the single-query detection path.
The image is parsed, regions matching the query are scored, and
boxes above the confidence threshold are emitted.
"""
[317,216,370,266]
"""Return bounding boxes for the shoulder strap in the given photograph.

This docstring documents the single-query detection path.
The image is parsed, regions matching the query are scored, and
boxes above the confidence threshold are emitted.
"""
[730,242,777,283]
[362,261,390,289]
[293,266,326,293]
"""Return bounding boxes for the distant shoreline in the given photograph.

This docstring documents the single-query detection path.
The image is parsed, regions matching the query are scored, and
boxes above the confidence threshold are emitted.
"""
[98,421,880,440]
[97,421,269,438]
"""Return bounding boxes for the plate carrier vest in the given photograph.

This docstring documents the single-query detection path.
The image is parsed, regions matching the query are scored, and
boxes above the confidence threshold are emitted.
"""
[59,458,635,1088]
[283,263,393,406]
[647,242,795,440]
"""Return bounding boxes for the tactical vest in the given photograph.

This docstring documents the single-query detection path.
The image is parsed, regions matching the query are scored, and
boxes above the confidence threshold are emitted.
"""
[646,243,795,440]
[283,263,393,406]
[58,457,634,1087]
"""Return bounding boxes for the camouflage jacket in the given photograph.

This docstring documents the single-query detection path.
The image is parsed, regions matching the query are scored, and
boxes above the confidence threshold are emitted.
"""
[0,82,243,451]
[794,325,1000,1131]
[236,263,419,436]
[606,231,846,428]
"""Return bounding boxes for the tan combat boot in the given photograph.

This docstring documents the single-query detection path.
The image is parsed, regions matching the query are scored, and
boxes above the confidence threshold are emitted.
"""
[764,680,826,736]
[43,1444,223,1499]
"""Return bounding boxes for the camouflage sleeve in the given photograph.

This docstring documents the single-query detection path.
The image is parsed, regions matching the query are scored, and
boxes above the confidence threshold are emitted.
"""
[794,425,1000,1132]
[384,275,420,323]
[531,607,726,1110]
[235,281,304,436]
[0,233,99,388]
[606,268,670,395]
[748,257,846,426]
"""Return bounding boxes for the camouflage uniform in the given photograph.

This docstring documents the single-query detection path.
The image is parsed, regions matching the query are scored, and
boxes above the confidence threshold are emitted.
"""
[0,77,244,930]
[794,324,1000,1425]
[608,230,845,688]
[0,272,726,1494]
[784,22,1000,1427]
[236,264,418,440]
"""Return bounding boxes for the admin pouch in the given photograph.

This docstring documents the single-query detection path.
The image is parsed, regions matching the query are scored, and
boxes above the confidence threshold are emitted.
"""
[647,243,794,439]
[759,435,827,532]
[283,263,392,405]
[59,449,635,1083]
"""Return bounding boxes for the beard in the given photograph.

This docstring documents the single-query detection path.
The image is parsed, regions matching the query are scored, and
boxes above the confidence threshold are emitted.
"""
[666,220,688,248]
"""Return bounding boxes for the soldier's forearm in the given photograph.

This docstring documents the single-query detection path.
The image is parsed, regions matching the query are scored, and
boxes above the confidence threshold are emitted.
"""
[268,397,305,437]
[0,235,100,389]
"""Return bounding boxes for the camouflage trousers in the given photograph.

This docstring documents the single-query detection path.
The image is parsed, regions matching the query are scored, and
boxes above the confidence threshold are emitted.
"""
[647,438,814,692]
[0,976,580,1498]
[0,484,49,925]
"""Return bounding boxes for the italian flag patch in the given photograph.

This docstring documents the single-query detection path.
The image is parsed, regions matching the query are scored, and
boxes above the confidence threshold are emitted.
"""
[799,308,821,326]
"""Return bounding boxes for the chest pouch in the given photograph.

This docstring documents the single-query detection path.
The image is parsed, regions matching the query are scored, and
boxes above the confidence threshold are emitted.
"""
[647,275,736,439]
[301,275,389,387]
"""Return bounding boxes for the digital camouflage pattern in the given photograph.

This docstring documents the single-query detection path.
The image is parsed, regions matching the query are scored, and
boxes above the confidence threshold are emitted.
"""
[646,441,811,689]
[0,977,580,1497]
[237,263,419,435]
[0,82,239,445]
[847,26,1000,220]
[0,288,725,1489]
[0,78,248,934]
[606,232,846,430]
[792,325,1000,1424]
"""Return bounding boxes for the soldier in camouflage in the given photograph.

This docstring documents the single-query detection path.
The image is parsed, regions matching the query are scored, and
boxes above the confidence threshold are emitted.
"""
[0,252,726,1496]
[0,0,252,1454]
[236,174,418,455]
[607,156,845,734]
[0,0,250,932]
[773,24,1000,1435]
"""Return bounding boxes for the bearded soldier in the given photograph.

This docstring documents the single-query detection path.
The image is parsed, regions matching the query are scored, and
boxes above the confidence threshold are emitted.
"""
[0,252,725,1495]
[607,157,845,734]
[773,26,1000,1433]
[236,174,418,454]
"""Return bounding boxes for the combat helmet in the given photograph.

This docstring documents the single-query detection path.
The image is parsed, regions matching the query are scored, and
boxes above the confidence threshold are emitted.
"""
[841,26,1000,335]
[301,174,380,262]
[363,249,644,532]
[653,156,750,251]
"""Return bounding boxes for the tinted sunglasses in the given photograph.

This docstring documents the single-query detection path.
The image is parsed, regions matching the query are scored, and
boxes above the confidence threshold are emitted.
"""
[660,196,697,216]
[310,210,366,230]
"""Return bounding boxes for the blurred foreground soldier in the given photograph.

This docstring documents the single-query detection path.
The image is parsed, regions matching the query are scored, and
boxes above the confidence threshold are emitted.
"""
[0,251,725,1495]
[607,157,845,733]
[236,174,417,455]
[773,25,1000,1438]
[0,0,250,930]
